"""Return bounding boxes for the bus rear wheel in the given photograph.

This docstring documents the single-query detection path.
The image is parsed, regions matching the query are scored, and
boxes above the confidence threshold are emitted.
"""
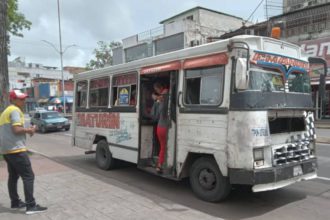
[96,140,115,170]
[189,157,231,202]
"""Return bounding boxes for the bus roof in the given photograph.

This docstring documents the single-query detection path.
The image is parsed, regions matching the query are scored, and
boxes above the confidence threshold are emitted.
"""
[74,35,304,81]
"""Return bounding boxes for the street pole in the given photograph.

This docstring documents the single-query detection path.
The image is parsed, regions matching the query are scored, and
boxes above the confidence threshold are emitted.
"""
[57,0,66,115]
[41,40,76,113]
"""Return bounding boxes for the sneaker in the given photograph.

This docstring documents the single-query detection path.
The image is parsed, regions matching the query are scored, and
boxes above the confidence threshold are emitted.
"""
[11,200,26,209]
[26,204,47,215]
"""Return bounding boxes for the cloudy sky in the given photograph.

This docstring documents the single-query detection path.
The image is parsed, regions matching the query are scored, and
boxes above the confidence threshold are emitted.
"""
[9,0,281,68]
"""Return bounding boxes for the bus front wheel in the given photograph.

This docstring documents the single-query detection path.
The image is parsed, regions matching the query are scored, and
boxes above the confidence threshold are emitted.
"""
[96,140,115,170]
[189,157,231,202]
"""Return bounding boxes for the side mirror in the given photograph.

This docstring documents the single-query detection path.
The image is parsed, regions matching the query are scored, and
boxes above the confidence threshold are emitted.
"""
[308,57,328,119]
[235,58,249,90]
[308,57,327,100]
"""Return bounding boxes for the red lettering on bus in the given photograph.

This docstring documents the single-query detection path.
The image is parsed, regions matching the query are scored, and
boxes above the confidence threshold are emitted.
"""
[252,52,308,69]
[77,112,120,129]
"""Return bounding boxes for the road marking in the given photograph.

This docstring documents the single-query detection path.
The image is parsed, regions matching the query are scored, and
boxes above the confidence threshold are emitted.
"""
[317,176,330,181]
[64,133,72,137]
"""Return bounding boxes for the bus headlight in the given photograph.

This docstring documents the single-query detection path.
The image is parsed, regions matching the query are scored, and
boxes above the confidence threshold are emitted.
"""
[253,148,264,167]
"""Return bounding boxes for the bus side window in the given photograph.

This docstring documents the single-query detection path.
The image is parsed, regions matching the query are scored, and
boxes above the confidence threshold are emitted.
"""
[185,78,201,104]
[112,73,137,107]
[112,87,118,106]
[89,77,110,107]
[184,65,224,106]
[76,81,88,108]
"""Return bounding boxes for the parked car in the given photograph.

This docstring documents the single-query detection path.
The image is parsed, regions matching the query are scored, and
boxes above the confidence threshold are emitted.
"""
[28,107,45,117]
[30,110,70,133]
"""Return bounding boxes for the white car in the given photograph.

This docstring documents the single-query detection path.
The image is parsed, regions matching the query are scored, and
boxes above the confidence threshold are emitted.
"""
[28,107,46,117]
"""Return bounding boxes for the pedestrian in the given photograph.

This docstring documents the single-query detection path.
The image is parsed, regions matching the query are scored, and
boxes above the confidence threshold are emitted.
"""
[0,89,47,215]
[153,82,169,173]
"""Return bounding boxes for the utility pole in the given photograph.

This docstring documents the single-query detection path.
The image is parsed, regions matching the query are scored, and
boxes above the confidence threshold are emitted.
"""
[0,0,9,112]
[43,1,75,115]
[57,0,66,115]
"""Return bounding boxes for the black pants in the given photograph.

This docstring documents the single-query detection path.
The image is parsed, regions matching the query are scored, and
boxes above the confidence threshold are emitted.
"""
[3,152,36,207]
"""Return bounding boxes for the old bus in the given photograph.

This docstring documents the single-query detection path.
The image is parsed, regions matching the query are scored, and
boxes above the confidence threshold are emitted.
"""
[72,35,327,202]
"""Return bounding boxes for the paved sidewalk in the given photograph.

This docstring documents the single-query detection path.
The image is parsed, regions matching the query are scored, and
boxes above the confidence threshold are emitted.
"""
[0,154,223,220]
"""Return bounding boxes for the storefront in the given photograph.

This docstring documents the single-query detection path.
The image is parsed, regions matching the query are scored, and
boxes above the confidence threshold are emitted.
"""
[311,81,330,120]
[49,96,73,113]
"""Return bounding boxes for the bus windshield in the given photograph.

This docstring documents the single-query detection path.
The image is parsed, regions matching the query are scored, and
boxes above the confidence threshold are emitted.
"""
[287,72,311,93]
[248,68,285,92]
[248,66,310,94]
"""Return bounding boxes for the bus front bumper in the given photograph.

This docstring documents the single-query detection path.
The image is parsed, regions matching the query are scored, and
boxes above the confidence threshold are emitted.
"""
[229,158,317,192]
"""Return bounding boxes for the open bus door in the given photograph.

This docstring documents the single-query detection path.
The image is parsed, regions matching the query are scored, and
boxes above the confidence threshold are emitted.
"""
[137,62,179,178]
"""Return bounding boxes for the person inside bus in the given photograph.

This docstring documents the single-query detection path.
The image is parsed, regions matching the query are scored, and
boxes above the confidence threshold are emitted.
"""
[130,88,137,106]
[148,92,161,162]
[153,82,169,173]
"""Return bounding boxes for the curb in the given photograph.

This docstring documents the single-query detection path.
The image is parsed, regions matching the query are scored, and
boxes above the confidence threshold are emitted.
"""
[27,149,50,159]
[316,137,330,144]
[316,126,330,129]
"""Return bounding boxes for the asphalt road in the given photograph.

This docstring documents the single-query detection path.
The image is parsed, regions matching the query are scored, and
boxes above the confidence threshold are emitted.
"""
[25,127,330,220]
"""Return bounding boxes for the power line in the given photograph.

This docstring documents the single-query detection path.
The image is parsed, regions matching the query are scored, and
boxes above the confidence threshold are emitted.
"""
[246,0,265,23]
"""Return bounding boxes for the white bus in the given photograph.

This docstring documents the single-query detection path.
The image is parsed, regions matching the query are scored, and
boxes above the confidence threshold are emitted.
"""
[72,35,327,202]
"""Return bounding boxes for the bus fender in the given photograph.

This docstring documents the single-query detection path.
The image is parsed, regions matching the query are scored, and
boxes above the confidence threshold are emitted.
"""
[178,151,228,179]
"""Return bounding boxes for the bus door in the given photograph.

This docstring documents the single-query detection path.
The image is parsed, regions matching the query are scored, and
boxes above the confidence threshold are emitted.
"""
[138,61,180,177]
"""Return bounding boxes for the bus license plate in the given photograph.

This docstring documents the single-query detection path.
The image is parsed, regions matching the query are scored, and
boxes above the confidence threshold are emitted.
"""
[293,165,303,177]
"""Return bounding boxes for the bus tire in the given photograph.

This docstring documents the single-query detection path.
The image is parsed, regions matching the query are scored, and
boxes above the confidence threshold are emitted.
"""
[96,140,115,170]
[189,157,231,202]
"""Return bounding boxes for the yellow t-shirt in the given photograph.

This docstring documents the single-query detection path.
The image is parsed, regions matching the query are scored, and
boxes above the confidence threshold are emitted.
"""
[0,105,27,154]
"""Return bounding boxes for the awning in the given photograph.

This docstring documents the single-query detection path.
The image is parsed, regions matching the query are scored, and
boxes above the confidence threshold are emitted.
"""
[141,61,181,75]
[183,53,228,69]
[49,96,73,104]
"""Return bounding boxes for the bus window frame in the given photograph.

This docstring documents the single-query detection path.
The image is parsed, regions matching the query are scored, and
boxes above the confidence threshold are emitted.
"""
[110,72,138,112]
[75,80,88,111]
[182,65,226,111]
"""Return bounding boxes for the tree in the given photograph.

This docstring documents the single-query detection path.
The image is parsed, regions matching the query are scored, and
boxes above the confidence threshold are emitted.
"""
[0,0,9,112]
[8,0,31,38]
[87,41,122,69]
[0,0,31,112]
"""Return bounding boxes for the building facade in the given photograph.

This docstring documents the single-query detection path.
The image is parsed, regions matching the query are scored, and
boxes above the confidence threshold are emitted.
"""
[283,0,330,13]
[270,3,330,119]
[113,7,246,65]
[8,57,84,113]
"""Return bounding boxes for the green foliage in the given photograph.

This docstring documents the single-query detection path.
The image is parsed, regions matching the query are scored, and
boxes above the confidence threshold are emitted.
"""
[7,0,31,37]
[86,41,122,70]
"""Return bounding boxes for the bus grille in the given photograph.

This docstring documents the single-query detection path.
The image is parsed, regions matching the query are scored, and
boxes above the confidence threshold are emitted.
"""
[273,140,312,166]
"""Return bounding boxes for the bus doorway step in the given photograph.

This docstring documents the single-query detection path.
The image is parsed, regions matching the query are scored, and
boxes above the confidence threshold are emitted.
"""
[85,150,96,154]
[140,166,178,180]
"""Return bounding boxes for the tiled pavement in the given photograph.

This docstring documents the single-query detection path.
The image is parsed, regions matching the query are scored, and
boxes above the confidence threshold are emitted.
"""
[0,154,223,220]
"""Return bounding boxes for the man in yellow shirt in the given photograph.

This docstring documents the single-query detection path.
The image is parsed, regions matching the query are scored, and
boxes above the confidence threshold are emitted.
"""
[0,90,47,215]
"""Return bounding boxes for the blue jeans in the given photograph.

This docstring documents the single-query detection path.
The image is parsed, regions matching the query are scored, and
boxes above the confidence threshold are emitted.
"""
[4,152,36,208]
